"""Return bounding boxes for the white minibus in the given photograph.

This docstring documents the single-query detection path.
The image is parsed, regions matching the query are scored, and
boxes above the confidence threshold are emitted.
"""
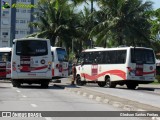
[0,47,12,79]
[76,47,156,89]
[51,47,68,79]
[11,38,52,88]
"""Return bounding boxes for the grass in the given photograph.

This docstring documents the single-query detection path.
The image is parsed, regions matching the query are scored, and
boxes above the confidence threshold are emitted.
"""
[150,79,160,84]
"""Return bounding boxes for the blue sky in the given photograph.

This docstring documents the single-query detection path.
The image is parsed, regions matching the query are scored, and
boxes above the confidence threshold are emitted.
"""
[145,0,160,9]
[79,0,160,11]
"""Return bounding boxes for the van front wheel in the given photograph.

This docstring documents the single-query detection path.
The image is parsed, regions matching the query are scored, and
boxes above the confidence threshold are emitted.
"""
[76,76,85,86]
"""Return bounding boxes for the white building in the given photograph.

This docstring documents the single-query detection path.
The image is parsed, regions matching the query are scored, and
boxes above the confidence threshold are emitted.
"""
[0,0,38,47]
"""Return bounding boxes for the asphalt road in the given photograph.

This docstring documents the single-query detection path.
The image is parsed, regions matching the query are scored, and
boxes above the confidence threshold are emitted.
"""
[0,81,151,120]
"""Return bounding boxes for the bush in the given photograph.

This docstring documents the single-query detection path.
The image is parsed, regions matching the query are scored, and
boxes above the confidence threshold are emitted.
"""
[156,75,160,83]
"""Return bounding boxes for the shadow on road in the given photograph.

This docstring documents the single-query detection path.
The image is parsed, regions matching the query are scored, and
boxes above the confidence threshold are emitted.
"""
[137,87,160,91]
[0,86,10,89]
[16,83,80,90]
[16,84,64,90]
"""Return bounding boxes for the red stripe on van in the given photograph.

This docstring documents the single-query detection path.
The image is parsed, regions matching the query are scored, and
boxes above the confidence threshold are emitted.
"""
[81,70,126,80]
[143,71,155,75]
[21,65,48,72]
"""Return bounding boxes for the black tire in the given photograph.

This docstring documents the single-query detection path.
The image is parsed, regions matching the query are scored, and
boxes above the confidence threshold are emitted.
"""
[98,82,106,87]
[126,84,137,89]
[12,81,17,87]
[76,76,85,86]
[41,81,49,88]
[105,77,116,88]
[12,80,21,87]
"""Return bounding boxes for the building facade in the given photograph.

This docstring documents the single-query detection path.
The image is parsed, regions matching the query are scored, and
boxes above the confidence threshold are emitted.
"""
[0,0,38,47]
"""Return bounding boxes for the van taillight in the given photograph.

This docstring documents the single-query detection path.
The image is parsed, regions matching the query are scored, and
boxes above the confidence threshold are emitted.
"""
[48,61,52,65]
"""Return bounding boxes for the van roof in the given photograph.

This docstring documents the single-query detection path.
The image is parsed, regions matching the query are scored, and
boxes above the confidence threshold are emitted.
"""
[83,47,153,52]
[13,38,49,42]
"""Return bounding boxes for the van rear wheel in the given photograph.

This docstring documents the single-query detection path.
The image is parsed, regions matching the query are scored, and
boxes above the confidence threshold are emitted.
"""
[126,84,137,89]
[12,80,21,87]
[98,82,106,87]
[41,81,49,88]
[105,78,116,88]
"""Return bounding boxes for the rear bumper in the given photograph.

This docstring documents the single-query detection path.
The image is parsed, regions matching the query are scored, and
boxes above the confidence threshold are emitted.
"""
[126,76,155,82]
[11,71,52,79]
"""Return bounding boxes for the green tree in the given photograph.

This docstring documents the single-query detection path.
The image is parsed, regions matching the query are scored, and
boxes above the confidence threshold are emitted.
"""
[90,0,153,47]
[29,0,77,49]
[147,8,160,53]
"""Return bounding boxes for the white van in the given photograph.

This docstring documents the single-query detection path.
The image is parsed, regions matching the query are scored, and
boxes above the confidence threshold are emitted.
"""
[11,38,52,88]
[51,47,68,79]
[76,47,156,89]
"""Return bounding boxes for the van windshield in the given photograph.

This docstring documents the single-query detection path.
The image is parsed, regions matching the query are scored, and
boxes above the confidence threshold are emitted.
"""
[131,48,155,64]
[0,52,11,62]
[16,40,48,56]
[56,48,68,62]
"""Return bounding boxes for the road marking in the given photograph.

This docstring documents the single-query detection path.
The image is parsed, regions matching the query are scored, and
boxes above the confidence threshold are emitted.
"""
[16,90,21,93]
[30,104,37,108]
[45,117,53,120]
[22,95,27,98]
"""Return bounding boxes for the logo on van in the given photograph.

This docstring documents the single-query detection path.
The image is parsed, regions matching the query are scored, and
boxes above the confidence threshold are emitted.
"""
[41,59,45,64]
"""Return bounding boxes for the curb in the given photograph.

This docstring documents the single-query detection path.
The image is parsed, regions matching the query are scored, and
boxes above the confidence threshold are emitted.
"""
[64,87,160,112]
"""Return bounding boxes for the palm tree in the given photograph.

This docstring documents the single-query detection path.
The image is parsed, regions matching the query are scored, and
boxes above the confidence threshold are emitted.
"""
[90,0,153,47]
[29,0,77,48]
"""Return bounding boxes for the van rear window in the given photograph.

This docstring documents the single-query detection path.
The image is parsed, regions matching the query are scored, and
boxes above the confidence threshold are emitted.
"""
[56,48,68,62]
[131,48,155,64]
[16,40,48,56]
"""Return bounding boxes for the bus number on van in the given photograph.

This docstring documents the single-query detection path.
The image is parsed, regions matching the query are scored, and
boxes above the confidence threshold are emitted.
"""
[36,49,46,53]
